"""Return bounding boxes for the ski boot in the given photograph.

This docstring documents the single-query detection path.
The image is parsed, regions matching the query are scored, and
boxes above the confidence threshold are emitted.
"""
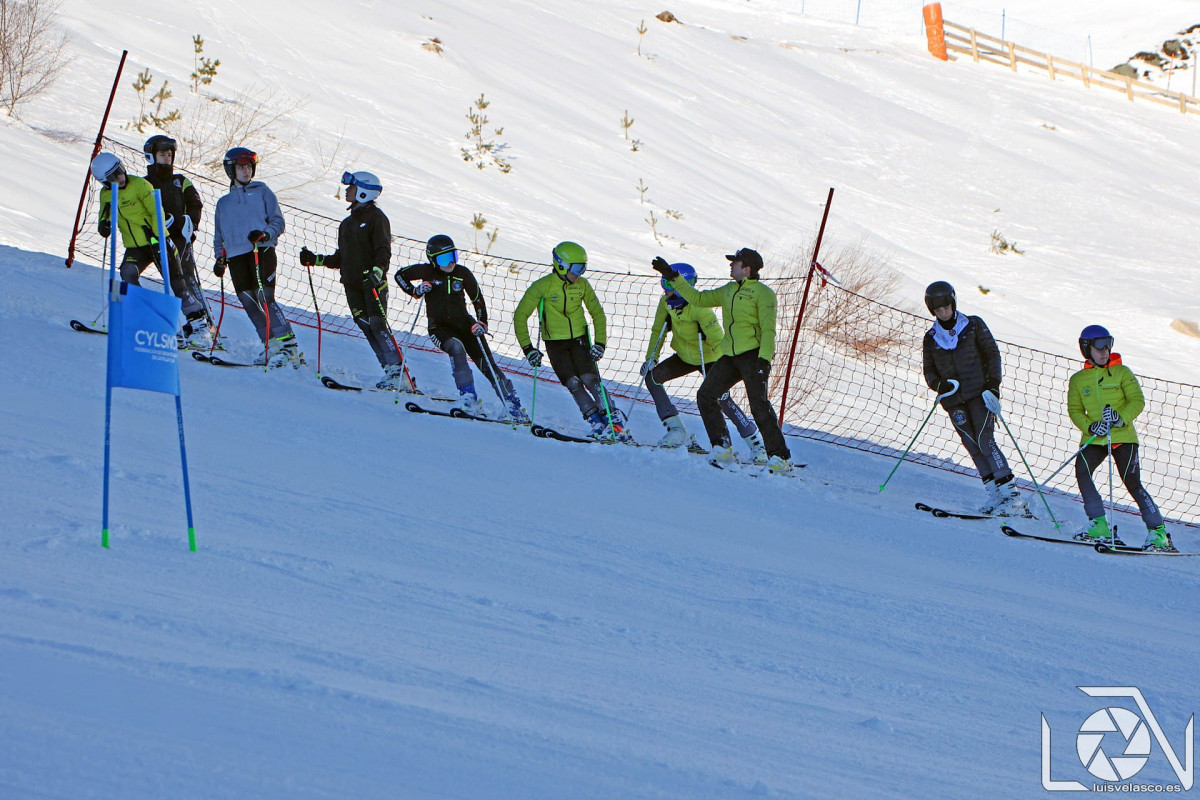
[1073,517,1125,546]
[743,430,768,464]
[1143,525,1176,552]
[766,455,791,475]
[656,415,689,448]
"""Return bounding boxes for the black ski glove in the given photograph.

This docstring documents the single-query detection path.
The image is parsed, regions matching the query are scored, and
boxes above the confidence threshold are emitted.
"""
[1102,405,1124,427]
[523,345,543,368]
[365,267,385,290]
[299,247,317,267]
[1088,421,1110,438]
[651,256,678,280]
[590,342,605,361]
[214,257,228,278]
[98,219,111,238]
[248,230,269,244]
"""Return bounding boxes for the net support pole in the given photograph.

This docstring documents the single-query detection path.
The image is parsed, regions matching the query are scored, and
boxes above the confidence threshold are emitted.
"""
[778,187,834,427]
[66,50,128,268]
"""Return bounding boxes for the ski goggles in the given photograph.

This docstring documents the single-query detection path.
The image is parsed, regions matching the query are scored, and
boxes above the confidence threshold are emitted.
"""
[98,165,125,183]
[1087,336,1115,350]
[554,255,586,276]
[430,248,457,268]
[341,171,382,192]
[660,278,678,292]
[230,151,258,166]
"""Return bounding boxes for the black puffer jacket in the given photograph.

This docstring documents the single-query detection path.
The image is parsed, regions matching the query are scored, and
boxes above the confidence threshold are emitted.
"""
[323,202,391,281]
[394,262,487,331]
[922,314,1002,408]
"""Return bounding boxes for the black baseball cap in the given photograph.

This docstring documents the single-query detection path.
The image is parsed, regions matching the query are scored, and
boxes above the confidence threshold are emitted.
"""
[725,248,763,273]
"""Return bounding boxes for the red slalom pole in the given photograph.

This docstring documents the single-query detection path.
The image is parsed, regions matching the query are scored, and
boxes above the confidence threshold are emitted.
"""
[778,187,835,427]
[66,50,128,268]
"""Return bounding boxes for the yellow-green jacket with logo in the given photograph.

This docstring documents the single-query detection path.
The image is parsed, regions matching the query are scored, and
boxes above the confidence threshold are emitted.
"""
[514,272,606,348]
[1067,356,1143,445]
[98,176,159,249]
[645,296,723,366]
[669,276,778,362]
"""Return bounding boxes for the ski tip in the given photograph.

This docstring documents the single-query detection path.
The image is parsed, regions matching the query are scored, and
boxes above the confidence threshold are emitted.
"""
[191,351,210,362]
[403,401,422,412]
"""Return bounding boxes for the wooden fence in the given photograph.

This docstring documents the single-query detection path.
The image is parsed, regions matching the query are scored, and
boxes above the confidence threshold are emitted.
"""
[943,20,1200,114]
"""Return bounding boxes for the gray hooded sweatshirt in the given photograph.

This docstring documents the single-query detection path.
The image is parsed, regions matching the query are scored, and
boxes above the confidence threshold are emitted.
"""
[213,180,285,259]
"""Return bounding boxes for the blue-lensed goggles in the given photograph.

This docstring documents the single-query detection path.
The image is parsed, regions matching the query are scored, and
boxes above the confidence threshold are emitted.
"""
[431,249,457,267]
[661,277,677,292]
[562,262,586,276]
[341,171,382,192]
[1089,336,1115,350]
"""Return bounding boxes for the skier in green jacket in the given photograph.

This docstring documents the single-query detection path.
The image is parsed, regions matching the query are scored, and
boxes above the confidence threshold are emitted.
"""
[641,263,764,457]
[1069,325,1173,551]
[92,153,170,285]
[514,241,627,440]
[652,247,791,472]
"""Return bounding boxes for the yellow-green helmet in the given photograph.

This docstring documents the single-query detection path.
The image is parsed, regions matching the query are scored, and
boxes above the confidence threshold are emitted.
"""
[552,241,587,278]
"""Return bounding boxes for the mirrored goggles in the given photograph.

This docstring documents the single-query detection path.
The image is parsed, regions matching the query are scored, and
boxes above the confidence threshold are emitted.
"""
[564,262,586,276]
[232,152,257,166]
[660,278,676,292]
[1089,336,1115,350]
[431,249,457,267]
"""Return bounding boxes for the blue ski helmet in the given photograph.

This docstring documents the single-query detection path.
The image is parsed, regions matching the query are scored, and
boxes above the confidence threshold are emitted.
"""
[1078,324,1114,360]
[660,263,697,292]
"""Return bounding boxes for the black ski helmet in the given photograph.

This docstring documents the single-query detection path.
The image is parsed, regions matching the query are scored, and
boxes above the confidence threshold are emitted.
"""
[143,135,177,164]
[1078,324,1114,360]
[924,280,956,314]
[223,147,257,183]
[426,234,456,262]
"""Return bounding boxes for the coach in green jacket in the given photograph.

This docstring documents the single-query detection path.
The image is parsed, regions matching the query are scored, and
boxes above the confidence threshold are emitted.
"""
[652,248,792,473]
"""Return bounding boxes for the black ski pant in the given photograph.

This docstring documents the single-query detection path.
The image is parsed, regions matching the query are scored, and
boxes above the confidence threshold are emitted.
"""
[546,336,609,421]
[945,396,1010,484]
[696,351,789,459]
[343,280,401,368]
[646,355,756,438]
[433,325,518,405]
[227,247,294,345]
[1075,442,1163,529]
[119,240,205,321]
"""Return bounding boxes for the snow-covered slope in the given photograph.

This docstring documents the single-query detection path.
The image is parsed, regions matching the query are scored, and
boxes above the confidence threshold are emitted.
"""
[3,2,1200,797]
[4,245,1200,799]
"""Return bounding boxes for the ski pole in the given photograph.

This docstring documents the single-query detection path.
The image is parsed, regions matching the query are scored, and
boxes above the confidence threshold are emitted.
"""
[370,283,417,392]
[993,410,1061,529]
[253,243,269,370]
[1038,435,1098,487]
[90,240,109,327]
[879,380,959,492]
[530,298,544,423]
[1107,432,1116,544]
[624,320,669,420]
[305,263,323,375]
[209,248,227,356]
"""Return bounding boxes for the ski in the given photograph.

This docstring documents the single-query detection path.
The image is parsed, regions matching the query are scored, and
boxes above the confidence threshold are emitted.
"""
[191,351,256,368]
[1093,543,1197,557]
[915,502,1033,521]
[534,425,609,445]
[1000,525,1113,548]
[404,402,529,427]
[321,375,453,401]
[70,320,107,335]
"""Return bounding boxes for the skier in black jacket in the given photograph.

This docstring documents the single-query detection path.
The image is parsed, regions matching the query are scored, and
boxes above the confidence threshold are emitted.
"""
[921,280,1025,516]
[395,234,528,421]
[142,135,212,347]
[300,171,411,391]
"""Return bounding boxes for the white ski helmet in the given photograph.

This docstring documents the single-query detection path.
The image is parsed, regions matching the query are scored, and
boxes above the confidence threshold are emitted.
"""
[90,152,125,184]
[341,170,382,203]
